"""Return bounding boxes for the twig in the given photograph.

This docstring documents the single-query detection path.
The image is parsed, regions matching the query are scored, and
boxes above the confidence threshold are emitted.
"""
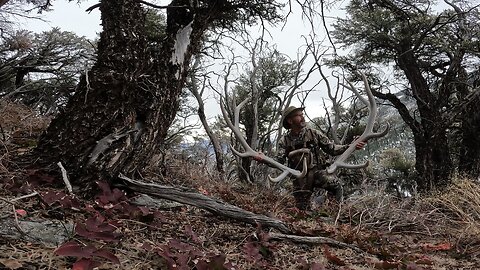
[0,196,15,205]
[10,191,39,202]
[84,68,91,103]
[335,197,344,226]
[0,124,5,141]
[57,162,73,195]
[12,205,26,235]
[269,232,364,253]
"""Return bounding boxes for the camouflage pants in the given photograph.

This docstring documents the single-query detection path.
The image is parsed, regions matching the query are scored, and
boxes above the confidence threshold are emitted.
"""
[292,167,343,210]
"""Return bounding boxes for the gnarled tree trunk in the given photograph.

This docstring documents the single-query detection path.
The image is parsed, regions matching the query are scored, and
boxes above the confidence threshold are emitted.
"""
[394,46,453,191]
[34,0,205,190]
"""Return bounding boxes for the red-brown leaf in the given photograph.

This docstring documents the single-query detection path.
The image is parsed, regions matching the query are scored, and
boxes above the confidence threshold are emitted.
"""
[54,241,96,258]
[422,242,452,251]
[374,260,400,269]
[72,258,101,270]
[95,248,120,264]
[322,245,345,266]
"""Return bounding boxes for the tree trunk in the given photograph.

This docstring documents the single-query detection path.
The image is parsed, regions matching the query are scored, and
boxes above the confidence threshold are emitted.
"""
[458,93,480,177]
[34,0,204,191]
[190,56,224,175]
[413,129,452,191]
[396,46,453,191]
[239,107,254,182]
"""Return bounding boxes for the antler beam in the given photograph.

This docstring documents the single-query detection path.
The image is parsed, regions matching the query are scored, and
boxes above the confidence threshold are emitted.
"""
[220,97,307,183]
[326,72,390,174]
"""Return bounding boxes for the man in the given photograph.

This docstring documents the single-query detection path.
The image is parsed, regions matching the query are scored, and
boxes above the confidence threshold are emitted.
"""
[277,106,366,210]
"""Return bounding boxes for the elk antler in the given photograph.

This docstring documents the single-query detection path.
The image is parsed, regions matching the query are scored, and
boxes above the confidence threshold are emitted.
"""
[220,97,308,183]
[326,72,390,174]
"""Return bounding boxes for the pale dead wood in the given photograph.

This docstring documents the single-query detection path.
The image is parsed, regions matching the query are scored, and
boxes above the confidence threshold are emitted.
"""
[269,232,364,253]
[57,162,73,195]
[119,174,292,233]
[10,191,39,202]
[326,72,390,174]
[119,174,362,251]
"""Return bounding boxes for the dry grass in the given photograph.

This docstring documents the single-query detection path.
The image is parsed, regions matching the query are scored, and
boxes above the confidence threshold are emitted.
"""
[341,177,480,256]
[0,100,51,138]
[423,178,480,253]
[0,101,51,176]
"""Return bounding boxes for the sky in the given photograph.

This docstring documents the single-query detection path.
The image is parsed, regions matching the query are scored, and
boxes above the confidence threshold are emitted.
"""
[21,0,101,39]
[20,0,346,129]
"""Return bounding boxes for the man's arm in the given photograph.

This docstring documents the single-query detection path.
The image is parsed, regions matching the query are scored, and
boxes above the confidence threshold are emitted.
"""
[275,136,288,164]
[312,129,366,156]
[311,129,347,155]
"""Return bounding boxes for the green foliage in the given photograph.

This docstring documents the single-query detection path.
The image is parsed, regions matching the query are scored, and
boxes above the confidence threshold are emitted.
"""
[329,0,480,189]
[233,49,298,142]
[145,8,167,54]
[0,28,95,113]
[204,0,285,31]
[331,0,480,80]
[380,148,414,176]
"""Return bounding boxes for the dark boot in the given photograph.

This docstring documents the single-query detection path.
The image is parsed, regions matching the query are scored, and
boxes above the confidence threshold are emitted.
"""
[293,191,312,210]
[329,184,343,202]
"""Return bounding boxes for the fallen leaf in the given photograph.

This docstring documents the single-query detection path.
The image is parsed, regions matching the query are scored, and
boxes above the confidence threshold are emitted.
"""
[373,260,400,269]
[322,245,345,266]
[72,258,101,270]
[54,241,96,258]
[15,209,27,217]
[422,242,452,251]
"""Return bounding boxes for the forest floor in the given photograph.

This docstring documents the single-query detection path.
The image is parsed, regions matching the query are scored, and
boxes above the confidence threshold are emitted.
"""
[0,101,479,270]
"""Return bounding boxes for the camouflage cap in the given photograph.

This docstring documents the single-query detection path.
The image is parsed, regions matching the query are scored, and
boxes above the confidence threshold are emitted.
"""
[282,106,305,129]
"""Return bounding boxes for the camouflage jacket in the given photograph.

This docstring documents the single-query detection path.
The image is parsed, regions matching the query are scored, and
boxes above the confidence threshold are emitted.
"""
[277,127,348,170]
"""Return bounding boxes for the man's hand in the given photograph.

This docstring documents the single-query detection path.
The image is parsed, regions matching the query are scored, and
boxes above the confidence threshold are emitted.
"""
[353,136,367,149]
[252,152,265,162]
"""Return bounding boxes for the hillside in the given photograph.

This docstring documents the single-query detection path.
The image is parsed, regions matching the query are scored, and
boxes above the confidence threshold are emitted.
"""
[0,101,479,270]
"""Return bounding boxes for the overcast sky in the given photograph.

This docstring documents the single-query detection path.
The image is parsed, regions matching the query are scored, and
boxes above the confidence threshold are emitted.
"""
[22,0,347,132]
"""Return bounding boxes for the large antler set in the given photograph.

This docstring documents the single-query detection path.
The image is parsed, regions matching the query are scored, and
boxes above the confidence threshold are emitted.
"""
[221,72,389,183]
[220,98,308,182]
[326,73,390,174]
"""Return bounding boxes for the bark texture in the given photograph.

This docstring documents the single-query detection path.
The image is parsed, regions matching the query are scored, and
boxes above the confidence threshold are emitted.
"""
[35,0,205,190]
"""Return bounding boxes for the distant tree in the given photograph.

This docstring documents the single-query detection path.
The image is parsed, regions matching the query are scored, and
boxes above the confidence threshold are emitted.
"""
[187,54,226,175]
[0,28,95,113]
[331,0,480,190]
[32,0,285,192]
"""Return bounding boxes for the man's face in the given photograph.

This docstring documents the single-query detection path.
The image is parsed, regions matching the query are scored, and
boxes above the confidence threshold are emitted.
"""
[287,110,306,129]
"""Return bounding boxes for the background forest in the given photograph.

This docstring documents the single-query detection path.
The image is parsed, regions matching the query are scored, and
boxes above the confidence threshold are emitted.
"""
[0,0,479,269]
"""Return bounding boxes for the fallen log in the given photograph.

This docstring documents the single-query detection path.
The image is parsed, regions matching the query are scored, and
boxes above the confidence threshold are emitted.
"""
[118,174,292,234]
[119,174,364,253]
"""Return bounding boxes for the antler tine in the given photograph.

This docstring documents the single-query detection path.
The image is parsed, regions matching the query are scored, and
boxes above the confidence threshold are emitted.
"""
[220,97,308,183]
[220,97,252,157]
[327,72,390,174]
